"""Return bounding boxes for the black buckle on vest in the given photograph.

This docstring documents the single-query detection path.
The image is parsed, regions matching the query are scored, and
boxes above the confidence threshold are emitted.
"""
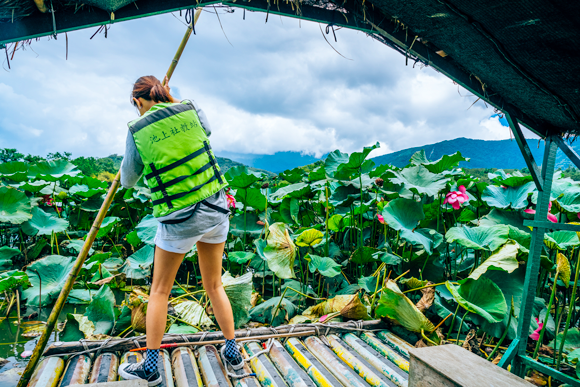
[149,163,173,209]
[203,141,223,184]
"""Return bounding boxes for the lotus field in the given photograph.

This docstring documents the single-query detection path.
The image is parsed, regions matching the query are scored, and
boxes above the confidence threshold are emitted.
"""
[2,142,580,382]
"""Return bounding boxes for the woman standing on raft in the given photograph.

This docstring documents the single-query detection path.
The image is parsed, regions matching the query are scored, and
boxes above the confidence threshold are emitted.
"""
[118,75,242,386]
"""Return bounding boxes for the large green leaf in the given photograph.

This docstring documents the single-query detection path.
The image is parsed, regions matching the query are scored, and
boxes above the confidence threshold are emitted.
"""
[481,182,536,209]
[96,217,120,238]
[60,313,95,341]
[174,300,214,327]
[228,251,256,264]
[544,231,580,250]
[296,229,324,247]
[350,247,379,264]
[230,212,263,237]
[402,228,443,255]
[0,161,29,182]
[478,209,527,232]
[235,187,266,211]
[279,168,305,184]
[446,277,507,323]
[335,143,379,177]
[21,207,69,236]
[555,186,580,213]
[328,214,347,232]
[549,328,580,354]
[271,183,310,200]
[329,185,359,207]
[22,255,74,306]
[225,166,264,189]
[375,280,435,332]
[222,271,253,328]
[381,198,424,231]
[14,180,51,193]
[445,225,509,251]
[136,214,158,245]
[0,187,32,224]
[0,270,30,293]
[279,197,300,225]
[325,150,349,178]
[249,296,297,326]
[121,245,154,279]
[28,160,80,181]
[0,246,21,262]
[305,254,341,277]
[411,150,469,174]
[84,285,117,335]
[389,165,449,197]
[469,241,520,280]
[263,223,297,279]
[64,239,95,257]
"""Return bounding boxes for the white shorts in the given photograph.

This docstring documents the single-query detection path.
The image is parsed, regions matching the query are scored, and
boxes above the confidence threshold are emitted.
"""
[154,219,229,254]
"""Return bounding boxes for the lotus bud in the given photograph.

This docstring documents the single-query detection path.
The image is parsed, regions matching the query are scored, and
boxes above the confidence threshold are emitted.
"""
[261,182,269,189]
[375,178,384,187]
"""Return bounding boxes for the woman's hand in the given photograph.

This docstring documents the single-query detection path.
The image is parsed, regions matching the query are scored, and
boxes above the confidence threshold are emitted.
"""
[162,75,181,103]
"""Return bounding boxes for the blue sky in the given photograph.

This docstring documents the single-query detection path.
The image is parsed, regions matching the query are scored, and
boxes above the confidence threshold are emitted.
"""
[0,7,525,160]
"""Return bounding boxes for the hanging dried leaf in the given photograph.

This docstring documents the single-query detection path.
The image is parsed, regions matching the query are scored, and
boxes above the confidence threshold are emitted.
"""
[556,253,571,288]
[415,282,435,312]
[131,303,147,333]
[310,294,371,320]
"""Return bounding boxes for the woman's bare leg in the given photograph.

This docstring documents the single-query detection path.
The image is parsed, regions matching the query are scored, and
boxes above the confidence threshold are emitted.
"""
[146,247,185,349]
[197,241,235,339]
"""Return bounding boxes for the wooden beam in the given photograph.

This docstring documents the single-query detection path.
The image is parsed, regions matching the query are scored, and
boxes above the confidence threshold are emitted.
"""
[505,110,543,191]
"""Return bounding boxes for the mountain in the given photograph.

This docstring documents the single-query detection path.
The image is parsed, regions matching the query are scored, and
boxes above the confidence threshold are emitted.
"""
[215,157,275,177]
[216,151,321,173]
[372,137,579,170]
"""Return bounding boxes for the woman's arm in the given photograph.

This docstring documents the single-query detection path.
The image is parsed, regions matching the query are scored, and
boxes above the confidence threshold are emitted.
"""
[120,131,145,189]
[189,99,212,137]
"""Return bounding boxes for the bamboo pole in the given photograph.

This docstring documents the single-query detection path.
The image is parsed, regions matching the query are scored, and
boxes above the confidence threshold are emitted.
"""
[17,9,202,387]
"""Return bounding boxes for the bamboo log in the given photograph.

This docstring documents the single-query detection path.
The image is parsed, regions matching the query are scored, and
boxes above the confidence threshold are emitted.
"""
[43,320,387,356]
[17,10,202,387]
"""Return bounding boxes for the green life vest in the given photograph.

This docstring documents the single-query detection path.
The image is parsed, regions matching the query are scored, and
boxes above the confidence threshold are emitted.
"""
[129,100,228,218]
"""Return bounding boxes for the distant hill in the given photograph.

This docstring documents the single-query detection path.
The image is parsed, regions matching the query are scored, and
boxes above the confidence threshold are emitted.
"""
[216,151,322,173]
[372,137,579,170]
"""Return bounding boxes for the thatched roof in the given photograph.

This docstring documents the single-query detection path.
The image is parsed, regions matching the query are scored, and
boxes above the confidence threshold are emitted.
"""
[1,0,579,138]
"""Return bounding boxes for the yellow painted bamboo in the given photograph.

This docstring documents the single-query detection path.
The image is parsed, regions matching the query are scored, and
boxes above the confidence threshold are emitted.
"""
[17,10,203,387]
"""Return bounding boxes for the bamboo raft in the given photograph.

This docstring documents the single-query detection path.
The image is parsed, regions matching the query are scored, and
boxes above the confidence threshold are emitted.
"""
[27,320,414,387]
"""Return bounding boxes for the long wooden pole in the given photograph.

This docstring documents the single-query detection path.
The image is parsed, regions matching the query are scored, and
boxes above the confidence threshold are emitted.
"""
[17,9,202,387]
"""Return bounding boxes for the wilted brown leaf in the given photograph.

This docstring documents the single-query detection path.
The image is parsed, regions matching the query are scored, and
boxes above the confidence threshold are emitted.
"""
[525,370,547,386]
[461,329,481,354]
[416,282,435,312]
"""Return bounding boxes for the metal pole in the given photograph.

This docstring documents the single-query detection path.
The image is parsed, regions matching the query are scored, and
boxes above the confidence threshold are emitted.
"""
[17,9,202,387]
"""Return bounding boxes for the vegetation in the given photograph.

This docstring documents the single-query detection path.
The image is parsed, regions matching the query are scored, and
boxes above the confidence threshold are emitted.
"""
[1,143,580,383]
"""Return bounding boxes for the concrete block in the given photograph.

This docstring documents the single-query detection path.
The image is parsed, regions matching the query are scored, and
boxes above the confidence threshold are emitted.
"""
[82,381,148,387]
[408,344,534,387]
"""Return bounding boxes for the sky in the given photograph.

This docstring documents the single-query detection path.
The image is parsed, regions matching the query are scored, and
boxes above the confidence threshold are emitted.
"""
[0,7,528,160]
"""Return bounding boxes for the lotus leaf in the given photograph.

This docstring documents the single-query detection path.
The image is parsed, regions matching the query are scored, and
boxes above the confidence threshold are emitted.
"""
[122,245,154,280]
[482,181,535,209]
[311,294,371,320]
[64,239,95,256]
[296,229,324,247]
[446,277,507,323]
[15,180,51,193]
[250,296,297,326]
[376,280,435,332]
[222,271,253,328]
[549,328,580,354]
[271,183,310,200]
[0,270,29,293]
[329,185,359,207]
[373,250,402,265]
[328,214,346,232]
[325,150,349,177]
[358,276,379,293]
[21,207,69,236]
[469,242,519,280]
[0,161,29,182]
[126,230,141,247]
[228,251,256,264]
[0,187,32,224]
[60,314,96,341]
[445,225,509,251]
[556,253,571,288]
[279,168,304,184]
[308,166,327,182]
[263,222,297,279]
[28,159,80,181]
[230,212,263,237]
[304,254,341,277]
[390,165,449,197]
[279,197,300,225]
[136,214,158,245]
[0,246,21,262]
[225,166,264,189]
[554,186,580,213]
[22,255,74,306]
[350,247,379,264]
[411,150,469,174]
[168,324,199,334]
[544,231,580,250]
[282,280,317,303]
[478,209,527,232]
[67,289,95,304]
[96,217,120,238]
[235,187,266,211]
[83,285,117,334]
[174,300,214,327]
[401,228,443,255]
[381,198,424,233]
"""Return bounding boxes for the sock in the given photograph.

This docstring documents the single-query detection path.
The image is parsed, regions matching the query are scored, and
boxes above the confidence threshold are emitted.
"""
[144,348,159,374]
[224,338,241,360]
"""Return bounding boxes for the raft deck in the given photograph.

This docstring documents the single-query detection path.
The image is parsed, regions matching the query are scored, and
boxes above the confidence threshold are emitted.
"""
[29,329,412,387]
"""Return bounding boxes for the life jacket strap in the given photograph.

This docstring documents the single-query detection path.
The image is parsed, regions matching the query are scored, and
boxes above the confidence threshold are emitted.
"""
[151,174,220,206]
[203,141,224,184]
[144,146,207,180]
[149,163,173,209]
[149,162,213,194]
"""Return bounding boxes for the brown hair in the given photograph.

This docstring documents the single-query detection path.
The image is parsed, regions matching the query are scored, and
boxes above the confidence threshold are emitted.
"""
[131,75,174,106]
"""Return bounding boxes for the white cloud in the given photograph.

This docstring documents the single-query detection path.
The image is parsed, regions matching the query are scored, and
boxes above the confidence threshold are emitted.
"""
[0,8,514,160]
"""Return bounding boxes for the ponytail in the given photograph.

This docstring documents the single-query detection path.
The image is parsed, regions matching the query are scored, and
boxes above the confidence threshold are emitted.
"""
[131,75,174,106]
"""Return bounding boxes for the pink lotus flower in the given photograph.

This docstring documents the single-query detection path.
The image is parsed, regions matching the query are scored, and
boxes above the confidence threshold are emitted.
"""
[225,191,236,209]
[377,214,385,224]
[529,317,543,341]
[525,202,558,223]
[444,186,469,210]
[21,350,33,358]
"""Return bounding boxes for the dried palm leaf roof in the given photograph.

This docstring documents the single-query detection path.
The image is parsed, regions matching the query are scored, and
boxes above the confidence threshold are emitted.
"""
[1,0,579,138]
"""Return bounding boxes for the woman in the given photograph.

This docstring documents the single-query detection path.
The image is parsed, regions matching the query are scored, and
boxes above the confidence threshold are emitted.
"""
[118,75,243,386]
